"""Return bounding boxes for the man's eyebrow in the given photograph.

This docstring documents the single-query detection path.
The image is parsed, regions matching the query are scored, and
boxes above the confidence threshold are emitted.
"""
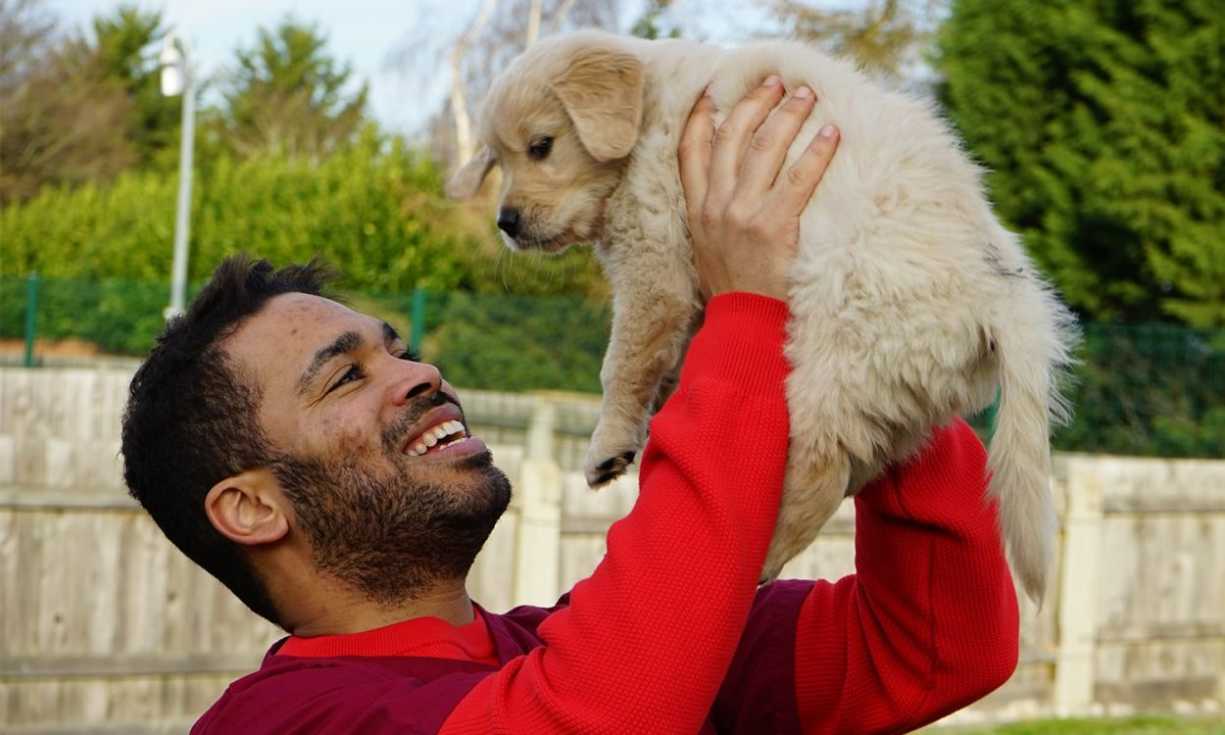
[298,331,363,396]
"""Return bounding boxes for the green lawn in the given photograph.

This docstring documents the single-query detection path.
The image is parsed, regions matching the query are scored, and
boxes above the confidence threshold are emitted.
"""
[933,715,1225,734]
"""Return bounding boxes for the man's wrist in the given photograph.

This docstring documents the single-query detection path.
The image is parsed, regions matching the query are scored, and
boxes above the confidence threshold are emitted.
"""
[682,293,792,387]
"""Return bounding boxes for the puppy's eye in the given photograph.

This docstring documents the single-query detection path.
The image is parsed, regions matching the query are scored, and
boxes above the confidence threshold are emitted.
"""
[528,136,553,161]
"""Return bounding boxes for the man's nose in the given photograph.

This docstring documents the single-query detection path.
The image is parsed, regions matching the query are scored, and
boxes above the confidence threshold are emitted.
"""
[497,207,520,238]
[391,360,443,406]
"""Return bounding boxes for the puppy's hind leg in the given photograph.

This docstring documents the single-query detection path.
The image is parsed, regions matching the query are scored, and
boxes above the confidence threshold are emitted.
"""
[760,445,850,582]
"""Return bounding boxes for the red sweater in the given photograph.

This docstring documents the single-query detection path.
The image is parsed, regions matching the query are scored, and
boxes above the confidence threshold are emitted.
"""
[193,293,1018,734]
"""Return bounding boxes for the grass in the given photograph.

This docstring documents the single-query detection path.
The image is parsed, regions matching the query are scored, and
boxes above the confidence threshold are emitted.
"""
[933,715,1225,734]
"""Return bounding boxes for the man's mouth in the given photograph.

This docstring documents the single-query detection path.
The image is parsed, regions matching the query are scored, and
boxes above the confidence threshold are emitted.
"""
[405,419,469,457]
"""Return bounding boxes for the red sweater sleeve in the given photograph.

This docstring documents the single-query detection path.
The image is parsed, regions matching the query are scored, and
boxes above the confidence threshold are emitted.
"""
[441,293,792,734]
[794,420,1020,733]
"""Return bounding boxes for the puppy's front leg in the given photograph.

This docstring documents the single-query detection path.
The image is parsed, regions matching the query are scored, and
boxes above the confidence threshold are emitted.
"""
[585,259,699,487]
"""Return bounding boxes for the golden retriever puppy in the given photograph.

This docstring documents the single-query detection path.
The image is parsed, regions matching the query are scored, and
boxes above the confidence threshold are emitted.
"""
[448,30,1077,602]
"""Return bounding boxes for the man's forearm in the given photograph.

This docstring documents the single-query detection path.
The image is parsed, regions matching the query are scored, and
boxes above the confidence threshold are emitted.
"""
[442,293,793,734]
[793,421,1020,733]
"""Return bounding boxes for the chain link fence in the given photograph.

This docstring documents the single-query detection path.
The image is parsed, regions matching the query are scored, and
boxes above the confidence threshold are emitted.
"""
[3,274,1222,458]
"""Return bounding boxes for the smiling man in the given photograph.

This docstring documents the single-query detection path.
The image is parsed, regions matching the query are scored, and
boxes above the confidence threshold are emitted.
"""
[121,79,1017,734]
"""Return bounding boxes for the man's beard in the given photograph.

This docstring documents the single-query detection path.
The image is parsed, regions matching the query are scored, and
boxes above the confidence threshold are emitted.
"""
[272,414,512,605]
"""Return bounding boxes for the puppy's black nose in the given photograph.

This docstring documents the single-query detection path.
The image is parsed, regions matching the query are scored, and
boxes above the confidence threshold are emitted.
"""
[497,207,521,238]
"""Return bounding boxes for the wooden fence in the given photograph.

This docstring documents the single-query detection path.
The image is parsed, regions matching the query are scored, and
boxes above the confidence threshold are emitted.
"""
[1,365,1222,732]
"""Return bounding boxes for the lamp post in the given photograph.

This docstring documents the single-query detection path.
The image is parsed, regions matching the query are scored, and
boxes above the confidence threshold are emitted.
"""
[160,34,195,320]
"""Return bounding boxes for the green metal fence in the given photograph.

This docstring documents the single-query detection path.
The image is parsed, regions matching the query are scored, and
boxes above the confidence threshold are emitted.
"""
[2,275,1222,459]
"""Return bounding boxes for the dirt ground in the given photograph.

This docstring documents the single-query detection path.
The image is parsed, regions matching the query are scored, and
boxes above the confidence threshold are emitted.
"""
[0,337,103,358]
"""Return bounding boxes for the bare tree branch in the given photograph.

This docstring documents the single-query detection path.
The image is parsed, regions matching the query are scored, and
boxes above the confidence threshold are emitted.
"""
[391,0,624,168]
[449,0,500,162]
[525,0,542,46]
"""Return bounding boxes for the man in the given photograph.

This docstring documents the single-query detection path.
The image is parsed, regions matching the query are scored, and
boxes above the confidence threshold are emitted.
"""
[121,79,1018,734]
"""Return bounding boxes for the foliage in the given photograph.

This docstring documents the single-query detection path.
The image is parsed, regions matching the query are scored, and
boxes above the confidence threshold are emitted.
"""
[0,0,135,204]
[960,321,1225,459]
[422,290,610,393]
[220,17,367,159]
[765,0,940,77]
[87,4,179,167]
[0,275,167,354]
[630,0,681,40]
[1053,323,1225,457]
[0,126,486,288]
[935,0,1225,327]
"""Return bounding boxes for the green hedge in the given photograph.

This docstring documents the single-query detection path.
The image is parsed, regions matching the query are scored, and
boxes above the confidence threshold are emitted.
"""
[1,276,168,354]
[424,290,610,394]
[1055,324,1225,457]
[0,125,605,297]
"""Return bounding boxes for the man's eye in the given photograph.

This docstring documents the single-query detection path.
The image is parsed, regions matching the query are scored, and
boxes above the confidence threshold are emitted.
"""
[528,136,553,160]
[397,350,420,362]
[329,365,362,393]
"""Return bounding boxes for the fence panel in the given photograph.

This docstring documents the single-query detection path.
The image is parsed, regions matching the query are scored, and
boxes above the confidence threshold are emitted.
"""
[1,365,1223,733]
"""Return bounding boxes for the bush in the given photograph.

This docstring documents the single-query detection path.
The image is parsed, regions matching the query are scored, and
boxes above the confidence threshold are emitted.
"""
[424,290,610,393]
[1054,323,1225,457]
[0,125,605,297]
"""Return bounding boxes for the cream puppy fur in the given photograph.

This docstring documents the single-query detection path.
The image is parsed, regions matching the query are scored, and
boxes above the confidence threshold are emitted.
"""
[449,30,1077,603]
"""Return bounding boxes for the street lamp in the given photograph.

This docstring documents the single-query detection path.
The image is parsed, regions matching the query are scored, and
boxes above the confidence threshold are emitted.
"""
[160,33,195,321]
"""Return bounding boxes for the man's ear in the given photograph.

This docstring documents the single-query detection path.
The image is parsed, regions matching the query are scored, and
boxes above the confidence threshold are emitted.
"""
[446,145,496,200]
[205,468,290,547]
[551,45,644,163]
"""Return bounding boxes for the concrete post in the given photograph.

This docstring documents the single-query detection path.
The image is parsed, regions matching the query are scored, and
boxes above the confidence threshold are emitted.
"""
[1053,458,1103,715]
[513,399,562,606]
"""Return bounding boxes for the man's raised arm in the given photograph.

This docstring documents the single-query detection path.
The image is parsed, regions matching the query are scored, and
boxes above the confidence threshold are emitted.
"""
[712,420,1021,734]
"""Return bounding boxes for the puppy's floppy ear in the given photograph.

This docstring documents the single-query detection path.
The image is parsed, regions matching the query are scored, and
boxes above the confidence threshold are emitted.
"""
[446,145,496,200]
[551,46,644,163]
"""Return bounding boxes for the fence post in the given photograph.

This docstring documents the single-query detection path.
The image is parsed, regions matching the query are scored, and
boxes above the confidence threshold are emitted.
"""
[513,399,562,606]
[410,287,426,355]
[1052,457,1103,715]
[23,273,40,368]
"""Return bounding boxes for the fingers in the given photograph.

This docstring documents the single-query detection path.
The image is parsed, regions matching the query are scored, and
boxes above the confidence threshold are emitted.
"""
[770,124,841,216]
[705,75,785,208]
[678,91,716,217]
[736,85,817,197]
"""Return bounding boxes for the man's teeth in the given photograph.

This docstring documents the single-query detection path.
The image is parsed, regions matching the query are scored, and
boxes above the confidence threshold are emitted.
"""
[407,420,467,457]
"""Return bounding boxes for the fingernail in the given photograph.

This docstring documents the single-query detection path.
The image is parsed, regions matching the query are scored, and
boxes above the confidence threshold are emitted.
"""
[819,124,839,139]
[794,86,813,99]
[763,74,781,87]
[703,84,712,97]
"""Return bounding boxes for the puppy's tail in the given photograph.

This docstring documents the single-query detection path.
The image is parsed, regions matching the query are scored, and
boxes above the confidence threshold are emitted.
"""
[988,284,1078,607]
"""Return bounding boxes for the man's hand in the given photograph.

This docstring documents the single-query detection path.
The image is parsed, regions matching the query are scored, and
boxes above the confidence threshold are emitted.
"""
[679,75,840,301]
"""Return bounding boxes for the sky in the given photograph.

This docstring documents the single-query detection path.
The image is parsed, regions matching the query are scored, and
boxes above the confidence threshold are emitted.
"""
[47,0,796,137]
[50,0,470,135]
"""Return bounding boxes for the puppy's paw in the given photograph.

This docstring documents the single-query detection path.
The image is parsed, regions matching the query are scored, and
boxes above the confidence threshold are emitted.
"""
[759,536,795,585]
[758,561,784,587]
[585,449,637,487]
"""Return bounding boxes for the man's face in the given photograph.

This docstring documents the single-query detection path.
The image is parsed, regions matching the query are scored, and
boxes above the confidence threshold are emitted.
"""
[225,293,511,603]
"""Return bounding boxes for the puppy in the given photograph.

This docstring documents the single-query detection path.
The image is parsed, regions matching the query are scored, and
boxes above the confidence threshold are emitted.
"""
[448,31,1078,602]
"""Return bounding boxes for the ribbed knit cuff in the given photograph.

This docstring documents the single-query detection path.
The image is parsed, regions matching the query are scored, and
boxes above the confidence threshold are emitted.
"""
[682,292,791,388]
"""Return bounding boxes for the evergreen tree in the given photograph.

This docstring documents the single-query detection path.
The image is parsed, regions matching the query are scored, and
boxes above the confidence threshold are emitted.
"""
[86,5,179,166]
[936,0,1225,327]
[221,17,368,159]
